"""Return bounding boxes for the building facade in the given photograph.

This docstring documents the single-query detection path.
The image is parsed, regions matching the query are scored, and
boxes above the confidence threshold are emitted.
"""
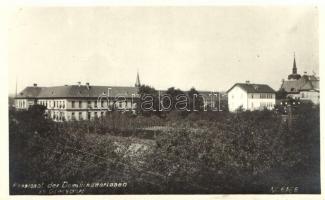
[280,55,320,104]
[227,82,276,112]
[15,82,140,121]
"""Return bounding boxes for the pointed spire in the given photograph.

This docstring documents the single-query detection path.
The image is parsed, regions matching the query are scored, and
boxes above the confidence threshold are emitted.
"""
[293,52,297,74]
[288,52,301,80]
[135,70,141,87]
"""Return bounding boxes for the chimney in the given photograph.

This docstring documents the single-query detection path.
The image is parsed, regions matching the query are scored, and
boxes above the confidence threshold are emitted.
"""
[86,82,90,89]
[304,71,307,75]
[77,81,81,87]
[245,80,250,84]
[33,83,37,87]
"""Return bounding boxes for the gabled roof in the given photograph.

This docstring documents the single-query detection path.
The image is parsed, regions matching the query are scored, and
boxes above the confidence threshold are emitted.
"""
[16,85,139,99]
[280,80,304,93]
[300,80,319,91]
[227,83,276,94]
[281,75,319,93]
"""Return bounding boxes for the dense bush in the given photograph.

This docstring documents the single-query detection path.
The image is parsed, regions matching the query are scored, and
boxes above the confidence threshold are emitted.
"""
[9,104,320,194]
[144,107,320,193]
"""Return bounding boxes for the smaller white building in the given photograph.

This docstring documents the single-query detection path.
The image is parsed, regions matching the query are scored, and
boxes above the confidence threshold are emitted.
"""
[227,82,276,112]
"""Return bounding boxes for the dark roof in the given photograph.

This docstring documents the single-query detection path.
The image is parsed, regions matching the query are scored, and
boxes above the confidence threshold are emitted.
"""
[281,75,319,93]
[227,83,276,93]
[16,85,139,99]
[16,87,45,98]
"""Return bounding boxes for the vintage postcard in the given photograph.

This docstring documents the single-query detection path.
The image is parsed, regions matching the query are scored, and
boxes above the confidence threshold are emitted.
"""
[2,4,323,199]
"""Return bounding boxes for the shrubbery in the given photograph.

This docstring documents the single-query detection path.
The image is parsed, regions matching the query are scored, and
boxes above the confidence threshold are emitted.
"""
[9,104,320,194]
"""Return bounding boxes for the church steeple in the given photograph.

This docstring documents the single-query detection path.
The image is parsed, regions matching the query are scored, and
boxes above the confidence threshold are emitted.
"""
[292,52,297,74]
[135,71,141,87]
[288,52,301,80]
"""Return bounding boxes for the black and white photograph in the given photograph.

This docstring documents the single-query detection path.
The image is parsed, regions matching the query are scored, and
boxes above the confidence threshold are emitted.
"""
[3,4,322,197]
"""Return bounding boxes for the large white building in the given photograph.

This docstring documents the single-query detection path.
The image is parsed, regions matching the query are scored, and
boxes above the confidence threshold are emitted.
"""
[14,73,142,121]
[15,83,139,121]
[227,82,276,112]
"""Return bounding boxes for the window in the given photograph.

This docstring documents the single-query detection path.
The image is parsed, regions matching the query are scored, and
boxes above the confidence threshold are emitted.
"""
[94,101,97,108]
[87,112,91,120]
[71,101,75,108]
[79,101,82,108]
[79,112,83,120]
[101,112,104,118]
[62,101,65,109]
[119,101,122,108]
[251,94,254,99]
[101,101,104,108]
[54,101,56,108]
[59,112,64,121]
[94,112,98,118]
[87,101,91,108]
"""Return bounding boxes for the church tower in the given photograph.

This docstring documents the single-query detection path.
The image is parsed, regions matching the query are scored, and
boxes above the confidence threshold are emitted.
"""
[135,71,141,87]
[288,53,301,80]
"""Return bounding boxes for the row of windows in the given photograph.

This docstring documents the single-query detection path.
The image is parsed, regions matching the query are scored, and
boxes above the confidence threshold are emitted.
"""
[16,100,26,108]
[37,100,134,109]
[48,111,106,121]
[251,93,274,99]
[231,93,274,99]
[259,102,274,108]
[38,100,66,109]
[50,111,65,121]
[71,100,132,109]
[71,111,105,120]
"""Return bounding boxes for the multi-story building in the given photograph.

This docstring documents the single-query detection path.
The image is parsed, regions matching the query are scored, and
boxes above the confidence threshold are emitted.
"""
[15,74,141,121]
[227,82,276,112]
[280,55,320,104]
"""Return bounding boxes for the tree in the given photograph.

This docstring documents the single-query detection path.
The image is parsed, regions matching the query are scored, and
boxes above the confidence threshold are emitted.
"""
[187,87,204,112]
[164,87,187,111]
[276,88,288,100]
[138,85,160,116]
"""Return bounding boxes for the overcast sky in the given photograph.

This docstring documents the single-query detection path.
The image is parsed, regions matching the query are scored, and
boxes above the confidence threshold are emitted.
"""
[8,6,318,94]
